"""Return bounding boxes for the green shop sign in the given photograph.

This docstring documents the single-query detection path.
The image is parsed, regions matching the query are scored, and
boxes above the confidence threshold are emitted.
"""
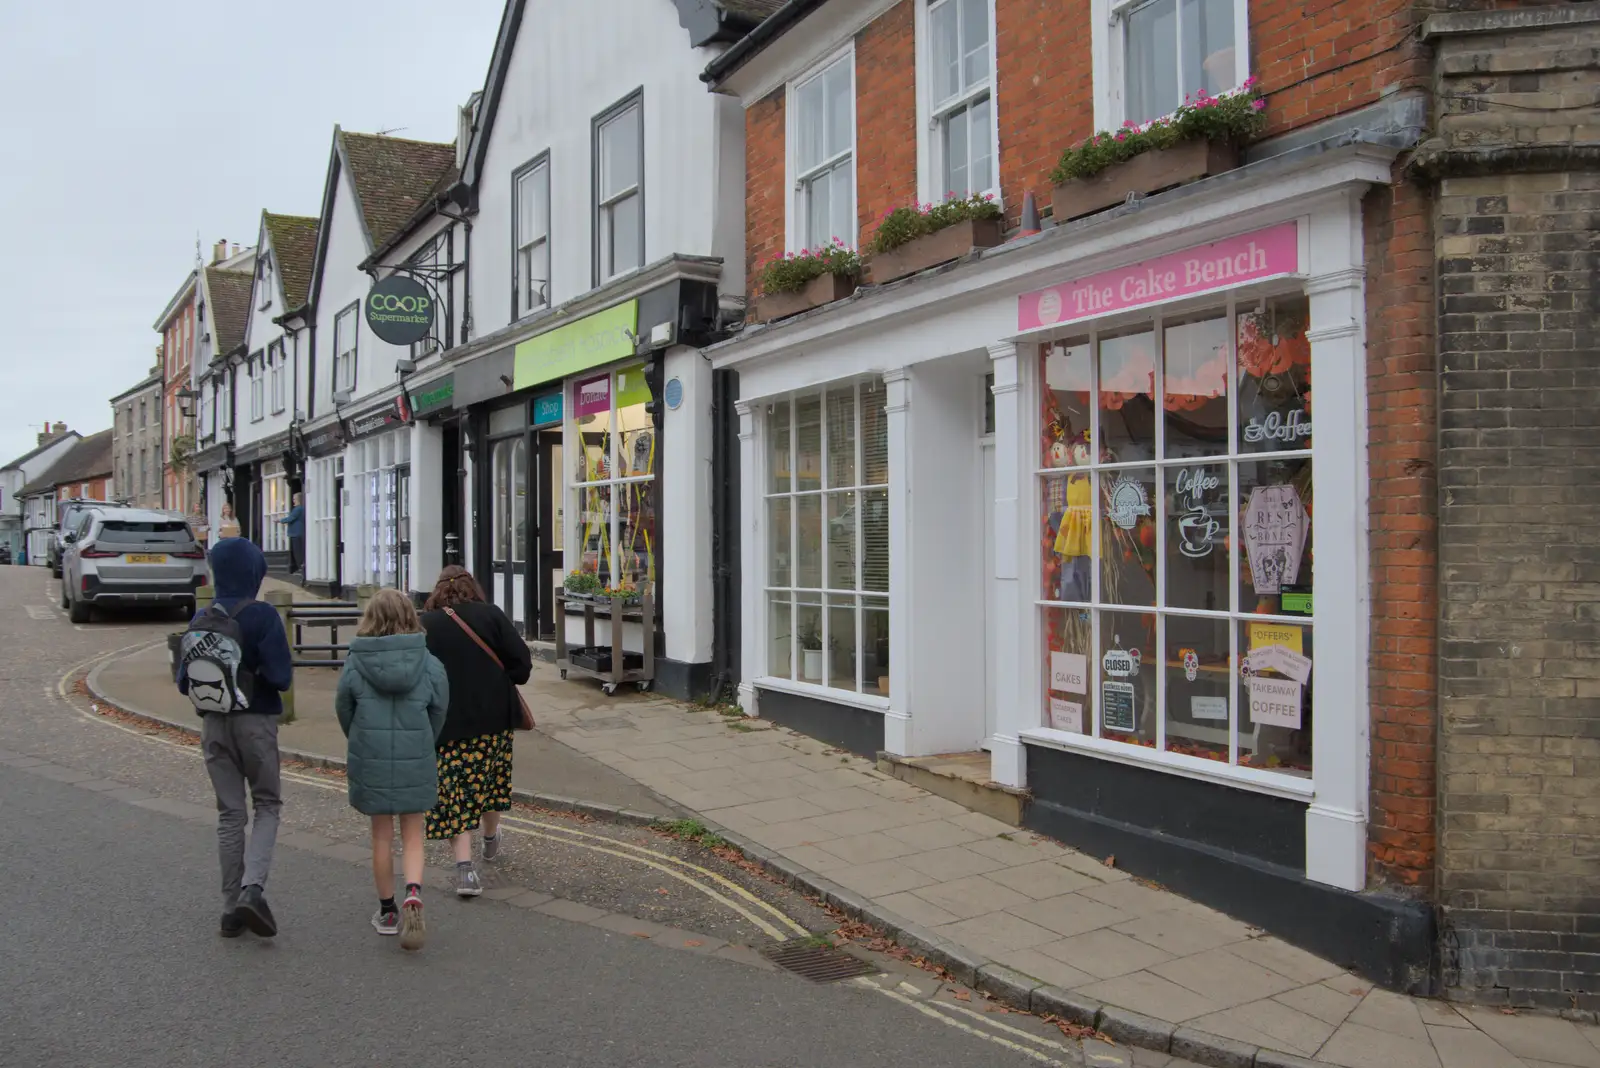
[410,375,454,417]
[512,299,638,391]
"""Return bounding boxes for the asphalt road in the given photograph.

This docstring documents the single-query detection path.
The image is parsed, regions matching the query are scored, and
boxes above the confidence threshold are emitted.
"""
[0,566,1094,1068]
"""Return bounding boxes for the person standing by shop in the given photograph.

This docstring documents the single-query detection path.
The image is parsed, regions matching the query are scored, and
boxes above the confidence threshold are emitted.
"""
[419,566,532,896]
[278,492,306,575]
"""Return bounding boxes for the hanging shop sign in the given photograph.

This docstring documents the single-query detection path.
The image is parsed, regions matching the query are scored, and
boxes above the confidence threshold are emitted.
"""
[512,299,639,391]
[364,275,435,347]
[1017,221,1301,332]
[303,423,346,458]
[410,375,455,419]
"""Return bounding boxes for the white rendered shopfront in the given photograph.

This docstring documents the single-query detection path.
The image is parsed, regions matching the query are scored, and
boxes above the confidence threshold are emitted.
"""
[716,146,1393,893]
[342,427,411,592]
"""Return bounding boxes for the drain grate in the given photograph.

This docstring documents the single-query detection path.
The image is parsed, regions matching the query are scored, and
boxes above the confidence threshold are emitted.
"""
[761,938,879,983]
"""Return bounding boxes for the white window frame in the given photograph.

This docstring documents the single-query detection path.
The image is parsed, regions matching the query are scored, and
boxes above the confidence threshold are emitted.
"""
[1090,0,1251,131]
[594,96,644,284]
[258,255,273,310]
[219,374,233,434]
[334,303,359,397]
[915,0,1001,205]
[261,459,289,553]
[759,379,891,702]
[269,340,287,414]
[513,155,551,317]
[784,44,857,254]
[249,353,266,422]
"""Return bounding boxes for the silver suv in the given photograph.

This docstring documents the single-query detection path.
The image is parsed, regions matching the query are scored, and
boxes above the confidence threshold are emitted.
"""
[60,508,209,623]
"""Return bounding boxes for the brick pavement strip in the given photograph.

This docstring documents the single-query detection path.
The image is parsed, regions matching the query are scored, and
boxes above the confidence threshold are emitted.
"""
[80,640,1600,1068]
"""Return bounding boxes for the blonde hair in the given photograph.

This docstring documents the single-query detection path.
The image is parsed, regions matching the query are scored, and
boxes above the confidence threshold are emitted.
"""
[357,588,422,637]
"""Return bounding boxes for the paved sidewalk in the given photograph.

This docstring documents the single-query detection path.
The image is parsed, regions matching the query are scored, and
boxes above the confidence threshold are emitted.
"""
[89,641,1600,1068]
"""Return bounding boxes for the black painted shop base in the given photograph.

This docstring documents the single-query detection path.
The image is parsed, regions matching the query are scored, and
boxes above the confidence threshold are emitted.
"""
[1022,743,1436,995]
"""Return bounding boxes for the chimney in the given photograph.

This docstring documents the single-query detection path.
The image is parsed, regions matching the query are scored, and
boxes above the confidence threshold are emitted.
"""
[37,422,67,446]
[231,243,240,258]
[212,239,227,264]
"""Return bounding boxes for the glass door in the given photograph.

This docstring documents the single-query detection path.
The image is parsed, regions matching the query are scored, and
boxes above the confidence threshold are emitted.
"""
[489,436,529,630]
[534,430,564,639]
[395,464,411,594]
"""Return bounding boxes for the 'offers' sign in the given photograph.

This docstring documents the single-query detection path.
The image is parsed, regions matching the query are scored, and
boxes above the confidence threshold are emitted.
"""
[365,275,435,346]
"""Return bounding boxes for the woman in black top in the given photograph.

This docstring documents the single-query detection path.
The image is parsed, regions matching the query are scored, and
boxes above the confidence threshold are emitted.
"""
[419,566,532,896]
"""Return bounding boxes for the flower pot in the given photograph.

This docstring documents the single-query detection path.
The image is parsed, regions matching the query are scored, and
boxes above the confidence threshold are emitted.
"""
[867,217,1004,285]
[802,648,824,680]
[1052,140,1240,223]
[756,272,857,323]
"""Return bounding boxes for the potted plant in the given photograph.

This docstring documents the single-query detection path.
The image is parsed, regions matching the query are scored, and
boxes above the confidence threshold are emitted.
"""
[604,582,642,607]
[867,192,1004,285]
[563,570,603,602]
[754,240,862,323]
[1049,81,1266,223]
[799,621,824,680]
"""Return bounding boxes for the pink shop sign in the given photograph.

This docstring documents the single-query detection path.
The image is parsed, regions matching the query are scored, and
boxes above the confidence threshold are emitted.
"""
[1018,221,1300,332]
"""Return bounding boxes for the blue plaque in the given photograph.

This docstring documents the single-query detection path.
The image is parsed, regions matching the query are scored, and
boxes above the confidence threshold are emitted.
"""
[664,377,684,411]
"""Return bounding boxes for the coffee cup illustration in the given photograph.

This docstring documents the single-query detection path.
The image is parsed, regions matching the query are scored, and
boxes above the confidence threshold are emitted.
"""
[1177,510,1220,558]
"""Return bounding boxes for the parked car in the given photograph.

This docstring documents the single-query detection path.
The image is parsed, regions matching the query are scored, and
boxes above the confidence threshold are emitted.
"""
[49,498,129,577]
[60,508,208,624]
[0,544,11,565]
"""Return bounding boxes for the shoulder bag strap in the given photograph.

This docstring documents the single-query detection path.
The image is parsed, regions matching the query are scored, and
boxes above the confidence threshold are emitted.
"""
[444,607,504,669]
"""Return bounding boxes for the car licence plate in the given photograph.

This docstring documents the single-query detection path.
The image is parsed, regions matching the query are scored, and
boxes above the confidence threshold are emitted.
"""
[126,554,167,564]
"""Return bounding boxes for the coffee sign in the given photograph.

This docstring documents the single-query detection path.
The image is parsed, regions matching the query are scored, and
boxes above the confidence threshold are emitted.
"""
[365,275,435,346]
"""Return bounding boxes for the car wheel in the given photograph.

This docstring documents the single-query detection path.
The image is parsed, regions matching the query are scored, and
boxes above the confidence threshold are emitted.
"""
[59,587,68,610]
[68,596,92,625]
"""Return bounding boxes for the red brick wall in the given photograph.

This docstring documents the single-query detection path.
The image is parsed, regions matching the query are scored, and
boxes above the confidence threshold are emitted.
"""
[854,0,918,247]
[1362,170,1437,893]
[745,87,786,299]
[994,0,1095,230]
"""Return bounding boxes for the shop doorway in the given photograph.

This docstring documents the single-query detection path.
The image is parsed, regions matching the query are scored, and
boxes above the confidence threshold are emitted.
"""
[489,436,528,630]
[532,430,563,640]
[333,475,345,592]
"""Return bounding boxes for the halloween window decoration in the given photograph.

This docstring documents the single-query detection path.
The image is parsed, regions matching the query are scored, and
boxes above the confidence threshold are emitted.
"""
[1036,297,1313,778]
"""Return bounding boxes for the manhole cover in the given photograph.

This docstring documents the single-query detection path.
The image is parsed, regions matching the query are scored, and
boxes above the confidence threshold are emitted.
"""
[761,938,878,983]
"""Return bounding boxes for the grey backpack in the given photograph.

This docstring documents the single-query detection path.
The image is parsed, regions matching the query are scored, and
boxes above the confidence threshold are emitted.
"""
[179,601,257,714]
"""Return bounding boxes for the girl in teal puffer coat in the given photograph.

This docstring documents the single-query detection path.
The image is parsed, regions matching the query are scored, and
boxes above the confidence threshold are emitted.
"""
[336,588,449,951]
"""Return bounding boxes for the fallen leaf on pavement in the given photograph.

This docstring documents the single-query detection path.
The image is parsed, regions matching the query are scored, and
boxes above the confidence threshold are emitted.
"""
[1103,854,1116,868]
[953,990,971,1002]
[684,940,704,947]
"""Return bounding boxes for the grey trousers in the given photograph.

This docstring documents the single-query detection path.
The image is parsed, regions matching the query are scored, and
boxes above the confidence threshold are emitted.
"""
[201,713,282,909]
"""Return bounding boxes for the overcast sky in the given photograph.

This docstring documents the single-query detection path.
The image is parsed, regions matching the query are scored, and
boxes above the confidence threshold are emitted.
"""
[0,0,504,466]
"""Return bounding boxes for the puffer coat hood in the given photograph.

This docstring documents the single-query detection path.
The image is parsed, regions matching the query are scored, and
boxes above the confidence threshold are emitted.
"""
[346,633,431,695]
[335,634,449,816]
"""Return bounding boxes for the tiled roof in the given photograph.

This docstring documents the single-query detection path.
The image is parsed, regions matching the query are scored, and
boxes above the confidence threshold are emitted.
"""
[263,213,319,310]
[340,132,457,250]
[19,429,113,495]
[109,369,163,404]
[206,268,254,356]
[1,430,80,472]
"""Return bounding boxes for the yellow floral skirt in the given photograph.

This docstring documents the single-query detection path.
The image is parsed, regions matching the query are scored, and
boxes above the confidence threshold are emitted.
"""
[425,730,514,840]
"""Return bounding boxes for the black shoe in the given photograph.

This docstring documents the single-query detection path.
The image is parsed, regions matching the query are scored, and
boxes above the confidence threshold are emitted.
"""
[219,912,246,938]
[234,885,278,937]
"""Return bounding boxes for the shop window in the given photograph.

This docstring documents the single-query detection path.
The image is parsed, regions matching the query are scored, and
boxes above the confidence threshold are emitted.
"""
[791,51,855,252]
[765,380,889,695]
[514,156,550,317]
[1037,294,1312,778]
[926,0,994,198]
[1102,0,1246,128]
[568,365,656,598]
[262,460,288,554]
[594,97,643,283]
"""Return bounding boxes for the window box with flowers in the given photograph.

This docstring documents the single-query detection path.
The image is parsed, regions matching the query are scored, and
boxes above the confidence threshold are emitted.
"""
[1049,82,1266,223]
[754,240,862,323]
[865,193,1004,285]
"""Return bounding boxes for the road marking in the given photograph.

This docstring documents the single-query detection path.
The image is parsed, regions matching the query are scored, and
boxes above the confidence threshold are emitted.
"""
[49,646,1077,1059]
[26,605,54,620]
[854,978,1069,1066]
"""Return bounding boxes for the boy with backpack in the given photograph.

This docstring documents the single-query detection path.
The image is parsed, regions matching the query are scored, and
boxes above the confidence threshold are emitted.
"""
[177,537,293,939]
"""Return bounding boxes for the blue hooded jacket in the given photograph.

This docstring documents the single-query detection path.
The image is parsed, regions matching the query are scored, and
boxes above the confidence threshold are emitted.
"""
[178,538,293,716]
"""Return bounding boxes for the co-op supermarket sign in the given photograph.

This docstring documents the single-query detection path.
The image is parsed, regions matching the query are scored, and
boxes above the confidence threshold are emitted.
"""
[1017,221,1301,332]
[365,275,436,346]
